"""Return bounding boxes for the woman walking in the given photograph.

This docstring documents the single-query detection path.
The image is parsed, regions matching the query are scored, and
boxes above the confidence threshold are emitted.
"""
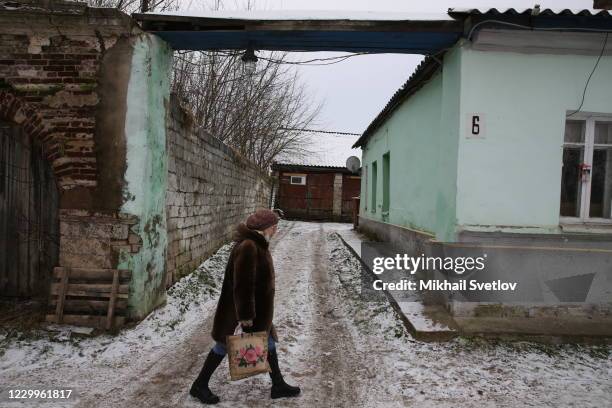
[190,209,301,404]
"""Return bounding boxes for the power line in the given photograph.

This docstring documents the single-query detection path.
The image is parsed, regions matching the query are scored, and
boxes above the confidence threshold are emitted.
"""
[278,127,361,136]
[174,50,370,66]
[258,53,368,66]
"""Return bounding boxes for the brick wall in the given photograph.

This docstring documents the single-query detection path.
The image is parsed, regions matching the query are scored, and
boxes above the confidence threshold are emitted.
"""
[165,96,273,285]
[0,2,134,190]
[1,2,272,322]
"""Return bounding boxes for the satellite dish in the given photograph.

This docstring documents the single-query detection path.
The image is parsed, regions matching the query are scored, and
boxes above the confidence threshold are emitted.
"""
[346,156,361,173]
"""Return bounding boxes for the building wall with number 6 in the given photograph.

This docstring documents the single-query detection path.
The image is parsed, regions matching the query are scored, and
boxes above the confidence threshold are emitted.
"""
[456,44,612,234]
[360,35,612,242]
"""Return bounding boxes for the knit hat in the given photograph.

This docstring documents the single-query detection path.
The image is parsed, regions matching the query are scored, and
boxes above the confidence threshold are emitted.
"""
[246,209,280,231]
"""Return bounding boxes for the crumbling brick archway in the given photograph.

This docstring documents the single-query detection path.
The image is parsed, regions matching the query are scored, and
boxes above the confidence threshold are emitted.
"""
[0,90,53,162]
[0,89,100,192]
[0,93,60,300]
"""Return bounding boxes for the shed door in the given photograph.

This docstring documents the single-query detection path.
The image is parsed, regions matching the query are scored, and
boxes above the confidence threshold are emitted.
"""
[306,173,334,219]
[0,122,59,298]
[342,175,361,218]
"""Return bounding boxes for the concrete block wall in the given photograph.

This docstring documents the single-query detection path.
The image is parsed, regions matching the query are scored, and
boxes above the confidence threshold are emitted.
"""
[165,96,273,285]
[59,209,141,269]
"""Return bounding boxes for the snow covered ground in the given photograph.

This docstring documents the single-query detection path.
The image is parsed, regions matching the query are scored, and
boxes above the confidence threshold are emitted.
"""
[0,221,611,407]
[0,241,232,407]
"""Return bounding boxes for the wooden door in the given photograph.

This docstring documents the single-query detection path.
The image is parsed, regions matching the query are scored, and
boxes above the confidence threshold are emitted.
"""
[0,122,59,298]
[342,175,361,220]
[306,173,334,220]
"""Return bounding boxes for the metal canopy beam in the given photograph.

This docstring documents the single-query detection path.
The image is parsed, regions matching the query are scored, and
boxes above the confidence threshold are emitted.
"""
[132,12,463,53]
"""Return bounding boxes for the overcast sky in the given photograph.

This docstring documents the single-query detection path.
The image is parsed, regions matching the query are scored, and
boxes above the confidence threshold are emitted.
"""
[177,0,597,164]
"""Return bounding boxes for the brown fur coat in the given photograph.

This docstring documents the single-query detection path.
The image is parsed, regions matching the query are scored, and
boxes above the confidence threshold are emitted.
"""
[211,223,277,344]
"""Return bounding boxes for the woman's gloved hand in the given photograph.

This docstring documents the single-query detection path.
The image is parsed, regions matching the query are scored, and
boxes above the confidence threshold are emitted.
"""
[239,320,253,332]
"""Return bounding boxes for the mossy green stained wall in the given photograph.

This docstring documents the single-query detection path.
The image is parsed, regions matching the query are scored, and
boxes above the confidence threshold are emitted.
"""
[119,34,172,320]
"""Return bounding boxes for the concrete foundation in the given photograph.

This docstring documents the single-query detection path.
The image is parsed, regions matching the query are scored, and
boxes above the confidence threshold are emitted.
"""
[359,216,612,338]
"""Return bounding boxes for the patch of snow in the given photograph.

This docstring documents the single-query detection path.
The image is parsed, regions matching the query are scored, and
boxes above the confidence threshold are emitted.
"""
[1,221,610,407]
[326,232,612,407]
[0,243,232,391]
[335,227,364,257]
[397,301,455,333]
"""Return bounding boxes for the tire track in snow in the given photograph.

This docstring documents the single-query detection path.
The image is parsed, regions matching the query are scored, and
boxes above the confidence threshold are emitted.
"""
[76,221,368,407]
[76,222,301,408]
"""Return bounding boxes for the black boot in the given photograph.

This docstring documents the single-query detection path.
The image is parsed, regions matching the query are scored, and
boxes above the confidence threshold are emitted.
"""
[268,349,301,399]
[190,349,224,404]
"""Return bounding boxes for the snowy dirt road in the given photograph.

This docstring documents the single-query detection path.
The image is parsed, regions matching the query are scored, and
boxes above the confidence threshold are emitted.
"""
[1,221,611,408]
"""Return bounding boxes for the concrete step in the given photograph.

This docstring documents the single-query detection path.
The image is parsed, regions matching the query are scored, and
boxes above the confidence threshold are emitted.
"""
[397,302,458,341]
[335,229,458,342]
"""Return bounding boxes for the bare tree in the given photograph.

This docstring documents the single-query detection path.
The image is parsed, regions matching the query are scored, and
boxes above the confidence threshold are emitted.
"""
[88,0,321,169]
[173,50,320,169]
[86,0,178,13]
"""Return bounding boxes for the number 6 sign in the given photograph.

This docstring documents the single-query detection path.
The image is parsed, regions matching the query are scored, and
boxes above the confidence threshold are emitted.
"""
[466,113,485,139]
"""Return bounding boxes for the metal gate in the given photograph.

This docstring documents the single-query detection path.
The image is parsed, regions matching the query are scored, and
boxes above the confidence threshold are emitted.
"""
[0,121,59,298]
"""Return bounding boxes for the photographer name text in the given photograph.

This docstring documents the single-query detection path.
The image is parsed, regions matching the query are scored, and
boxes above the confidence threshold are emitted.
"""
[372,279,517,292]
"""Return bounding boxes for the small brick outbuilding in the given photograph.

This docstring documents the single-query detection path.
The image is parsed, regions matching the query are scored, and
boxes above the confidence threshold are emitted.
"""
[272,163,360,222]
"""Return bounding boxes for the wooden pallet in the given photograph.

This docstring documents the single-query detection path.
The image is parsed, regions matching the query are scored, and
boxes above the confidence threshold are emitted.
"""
[46,267,131,330]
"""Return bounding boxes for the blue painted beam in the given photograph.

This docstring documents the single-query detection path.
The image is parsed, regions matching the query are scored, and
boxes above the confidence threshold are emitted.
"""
[151,30,461,53]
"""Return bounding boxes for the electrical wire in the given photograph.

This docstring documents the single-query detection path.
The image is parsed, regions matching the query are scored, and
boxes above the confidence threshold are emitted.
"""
[466,19,611,118]
[567,33,609,118]
[467,19,612,41]
[176,50,370,66]
[278,127,360,136]
[258,53,368,66]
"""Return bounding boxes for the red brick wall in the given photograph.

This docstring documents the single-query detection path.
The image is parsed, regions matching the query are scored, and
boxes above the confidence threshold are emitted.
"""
[0,3,133,190]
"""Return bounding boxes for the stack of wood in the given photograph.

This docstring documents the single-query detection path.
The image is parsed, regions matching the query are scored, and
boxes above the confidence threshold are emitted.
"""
[46,267,131,330]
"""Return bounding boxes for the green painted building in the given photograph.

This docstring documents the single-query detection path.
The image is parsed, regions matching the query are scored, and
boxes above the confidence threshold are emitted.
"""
[354,9,612,335]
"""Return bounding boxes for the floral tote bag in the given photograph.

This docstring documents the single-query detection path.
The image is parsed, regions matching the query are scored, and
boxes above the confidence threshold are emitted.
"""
[226,329,271,381]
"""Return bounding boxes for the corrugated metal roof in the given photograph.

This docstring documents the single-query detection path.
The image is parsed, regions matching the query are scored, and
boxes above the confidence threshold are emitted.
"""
[353,55,440,148]
[354,7,612,148]
[276,133,361,168]
[448,8,611,17]
[272,162,355,173]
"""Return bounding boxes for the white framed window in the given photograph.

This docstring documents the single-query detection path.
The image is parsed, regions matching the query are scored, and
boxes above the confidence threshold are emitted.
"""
[560,113,612,223]
[289,175,306,185]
